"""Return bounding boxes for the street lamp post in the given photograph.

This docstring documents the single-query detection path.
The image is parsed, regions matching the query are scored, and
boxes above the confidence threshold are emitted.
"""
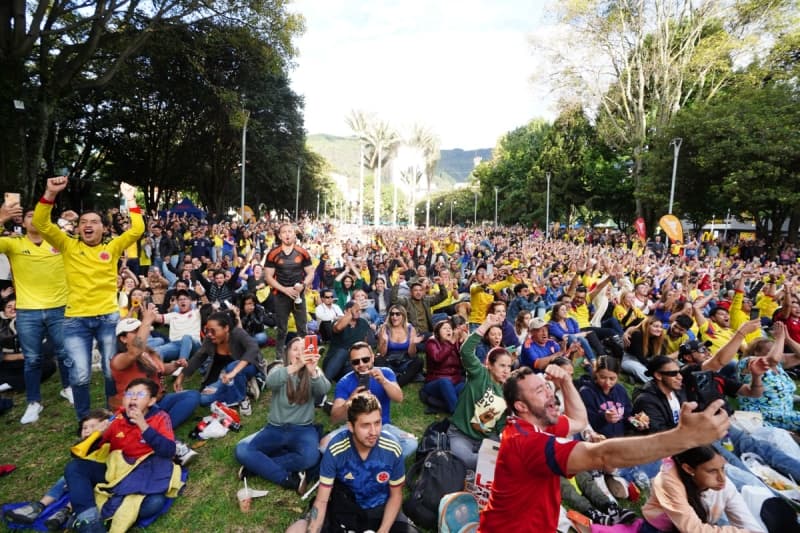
[294,163,301,220]
[450,200,457,226]
[494,187,499,226]
[545,172,551,240]
[240,109,250,224]
[668,138,682,214]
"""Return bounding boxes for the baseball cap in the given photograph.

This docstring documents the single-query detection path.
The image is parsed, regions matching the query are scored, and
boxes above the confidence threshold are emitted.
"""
[528,317,548,330]
[116,318,141,336]
[678,339,713,358]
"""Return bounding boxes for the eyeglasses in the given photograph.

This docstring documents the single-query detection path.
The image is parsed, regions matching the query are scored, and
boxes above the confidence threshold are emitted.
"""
[657,370,681,377]
[350,356,371,366]
[124,391,148,399]
[389,311,402,316]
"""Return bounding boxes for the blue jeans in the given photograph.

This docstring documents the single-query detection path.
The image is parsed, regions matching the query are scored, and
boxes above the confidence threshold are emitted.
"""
[199,362,256,406]
[322,347,350,382]
[235,424,321,484]
[621,353,651,383]
[252,332,268,347]
[154,336,200,362]
[62,312,119,420]
[567,334,596,361]
[160,390,200,428]
[422,378,465,414]
[15,306,68,403]
[724,425,800,481]
[45,476,67,501]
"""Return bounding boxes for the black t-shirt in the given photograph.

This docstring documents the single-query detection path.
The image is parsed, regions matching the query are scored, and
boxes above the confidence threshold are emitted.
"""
[265,245,311,288]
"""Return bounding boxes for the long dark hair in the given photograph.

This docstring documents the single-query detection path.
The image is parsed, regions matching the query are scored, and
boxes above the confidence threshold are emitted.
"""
[285,337,311,405]
[672,446,719,524]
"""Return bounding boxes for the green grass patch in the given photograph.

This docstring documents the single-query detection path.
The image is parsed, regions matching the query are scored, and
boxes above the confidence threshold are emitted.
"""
[0,346,436,532]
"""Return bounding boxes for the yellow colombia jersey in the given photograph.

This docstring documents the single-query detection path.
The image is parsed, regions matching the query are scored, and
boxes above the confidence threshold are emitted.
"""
[0,235,68,309]
[33,201,144,317]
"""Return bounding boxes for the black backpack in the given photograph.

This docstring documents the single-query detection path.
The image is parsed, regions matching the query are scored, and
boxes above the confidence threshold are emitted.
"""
[415,417,451,462]
[402,437,467,530]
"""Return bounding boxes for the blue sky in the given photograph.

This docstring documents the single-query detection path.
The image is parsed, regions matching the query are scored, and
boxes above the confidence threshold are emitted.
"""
[289,0,558,149]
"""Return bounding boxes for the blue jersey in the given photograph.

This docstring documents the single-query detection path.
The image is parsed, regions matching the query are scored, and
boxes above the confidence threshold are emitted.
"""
[335,367,397,424]
[320,429,405,509]
[520,339,560,369]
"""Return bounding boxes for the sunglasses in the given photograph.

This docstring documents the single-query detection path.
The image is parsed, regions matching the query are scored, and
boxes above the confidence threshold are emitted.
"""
[350,356,371,366]
[389,311,402,316]
[657,370,680,377]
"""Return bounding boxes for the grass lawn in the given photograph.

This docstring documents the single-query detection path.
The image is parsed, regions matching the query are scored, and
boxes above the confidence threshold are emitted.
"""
[0,345,440,532]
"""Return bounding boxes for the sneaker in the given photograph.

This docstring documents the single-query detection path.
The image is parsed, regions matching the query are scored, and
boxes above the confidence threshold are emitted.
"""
[239,398,252,417]
[60,387,75,405]
[606,504,638,525]
[0,382,12,392]
[174,440,198,466]
[72,518,105,533]
[6,501,44,524]
[320,400,333,416]
[20,402,43,424]
[237,465,253,481]
[44,506,73,531]
[585,508,613,526]
[605,474,629,499]
[247,377,260,401]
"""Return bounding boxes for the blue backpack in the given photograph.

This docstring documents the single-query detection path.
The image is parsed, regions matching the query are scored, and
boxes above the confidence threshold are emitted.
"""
[438,491,479,533]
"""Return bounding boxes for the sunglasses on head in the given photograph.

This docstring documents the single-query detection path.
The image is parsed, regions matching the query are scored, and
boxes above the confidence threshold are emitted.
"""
[350,356,371,366]
[657,369,680,377]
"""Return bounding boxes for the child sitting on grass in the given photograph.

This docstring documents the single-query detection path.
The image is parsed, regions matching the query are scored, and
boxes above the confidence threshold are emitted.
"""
[5,408,113,530]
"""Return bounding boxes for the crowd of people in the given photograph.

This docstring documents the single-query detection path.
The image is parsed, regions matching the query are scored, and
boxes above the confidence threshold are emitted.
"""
[1,180,800,532]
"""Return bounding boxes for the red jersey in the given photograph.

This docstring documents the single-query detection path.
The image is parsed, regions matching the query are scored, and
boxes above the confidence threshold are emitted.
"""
[479,415,579,532]
[102,408,174,459]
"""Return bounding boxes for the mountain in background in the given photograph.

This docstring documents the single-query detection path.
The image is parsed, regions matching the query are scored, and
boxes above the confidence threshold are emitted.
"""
[306,134,492,189]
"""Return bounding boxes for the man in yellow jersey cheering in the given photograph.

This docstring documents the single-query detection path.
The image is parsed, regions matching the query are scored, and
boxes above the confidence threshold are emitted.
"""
[0,203,71,424]
[33,176,144,420]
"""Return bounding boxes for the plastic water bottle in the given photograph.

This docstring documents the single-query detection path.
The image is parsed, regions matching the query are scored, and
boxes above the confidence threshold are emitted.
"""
[294,283,304,304]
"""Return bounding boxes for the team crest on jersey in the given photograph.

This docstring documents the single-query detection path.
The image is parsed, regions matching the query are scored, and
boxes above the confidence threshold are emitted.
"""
[344,472,354,480]
[376,471,390,483]
[99,251,111,261]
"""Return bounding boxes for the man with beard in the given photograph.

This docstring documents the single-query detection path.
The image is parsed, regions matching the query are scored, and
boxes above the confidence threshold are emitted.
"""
[479,364,731,532]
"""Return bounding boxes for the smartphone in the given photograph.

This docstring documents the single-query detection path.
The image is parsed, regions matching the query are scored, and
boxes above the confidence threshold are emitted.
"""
[303,334,318,355]
[750,308,760,320]
[357,372,370,390]
[692,371,717,412]
[4,192,20,207]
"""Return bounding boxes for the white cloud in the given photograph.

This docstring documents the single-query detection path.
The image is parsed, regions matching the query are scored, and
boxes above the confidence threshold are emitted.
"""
[289,0,558,149]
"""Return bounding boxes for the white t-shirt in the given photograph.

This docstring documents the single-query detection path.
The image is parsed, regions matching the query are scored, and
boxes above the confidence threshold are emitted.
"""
[667,392,681,425]
[162,310,201,342]
[315,303,343,322]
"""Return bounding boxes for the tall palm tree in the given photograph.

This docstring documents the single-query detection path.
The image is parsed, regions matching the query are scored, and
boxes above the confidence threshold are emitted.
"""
[364,120,400,226]
[407,124,440,227]
[345,110,371,225]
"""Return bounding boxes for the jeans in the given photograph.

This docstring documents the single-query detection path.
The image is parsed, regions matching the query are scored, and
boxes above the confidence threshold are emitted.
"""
[447,424,494,471]
[252,332,268,347]
[273,292,308,361]
[160,390,200,428]
[422,378,465,414]
[199,361,256,406]
[235,424,321,484]
[621,354,651,383]
[15,306,67,403]
[154,335,200,363]
[725,425,800,481]
[568,334,597,361]
[45,476,67,501]
[62,312,119,420]
[322,347,350,382]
